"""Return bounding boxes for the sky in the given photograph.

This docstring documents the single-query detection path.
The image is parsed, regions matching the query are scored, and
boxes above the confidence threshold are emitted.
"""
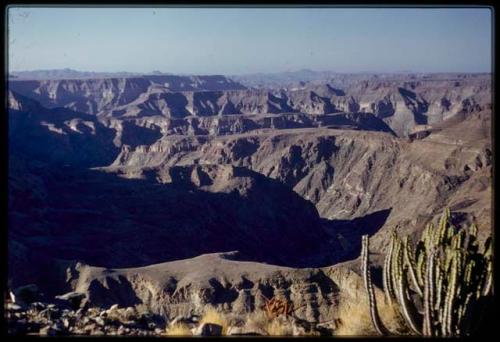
[7,6,493,75]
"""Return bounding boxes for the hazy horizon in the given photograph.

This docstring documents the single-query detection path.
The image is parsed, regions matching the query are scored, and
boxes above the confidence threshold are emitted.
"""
[8,67,493,77]
[8,7,493,74]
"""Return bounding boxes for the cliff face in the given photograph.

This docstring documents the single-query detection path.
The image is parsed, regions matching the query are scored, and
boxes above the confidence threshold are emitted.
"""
[109,112,491,250]
[69,252,380,329]
[8,75,247,115]
[9,74,491,137]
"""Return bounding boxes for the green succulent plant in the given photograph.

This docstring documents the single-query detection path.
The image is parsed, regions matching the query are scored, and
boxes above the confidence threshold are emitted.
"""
[360,209,493,336]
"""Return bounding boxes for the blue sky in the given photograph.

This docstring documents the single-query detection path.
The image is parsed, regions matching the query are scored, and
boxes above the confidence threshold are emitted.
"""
[7,7,493,74]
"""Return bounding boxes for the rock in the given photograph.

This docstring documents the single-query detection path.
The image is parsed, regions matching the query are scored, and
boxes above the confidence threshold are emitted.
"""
[292,324,307,336]
[84,323,97,332]
[55,291,86,309]
[94,317,105,326]
[39,308,61,320]
[124,307,136,320]
[51,321,66,333]
[12,284,40,305]
[7,303,23,311]
[170,315,195,326]
[62,318,71,329]
[87,307,100,317]
[227,326,265,336]
[29,302,46,311]
[73,328,85,335]
[39,326,57,336]
[117,326,125,335]
[193,323,223,336]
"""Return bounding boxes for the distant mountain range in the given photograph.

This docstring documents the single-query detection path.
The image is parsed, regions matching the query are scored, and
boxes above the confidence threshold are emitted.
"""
[10,68,490,89]
[231,69,491,88]
[9,68,174,80]
[10,68,339,82]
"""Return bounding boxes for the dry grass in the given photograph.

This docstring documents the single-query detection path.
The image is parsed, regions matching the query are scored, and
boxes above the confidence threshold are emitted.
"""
[244,310,295,336]
[334,295,407,336]
[334,299,375,336]
[164,322,193,336]
[263,318,293,336]
[245,310,269,329]
[199,307,229,335]
[378,301,408,334]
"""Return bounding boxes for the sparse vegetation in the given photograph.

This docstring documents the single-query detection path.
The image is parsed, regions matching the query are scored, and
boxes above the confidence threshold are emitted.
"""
[263,318,293,336]
[245,309,269,329]
[199,307,229,335]
[260,295,294,319]
[134,303,150,316]
[361,209,493,336]
[334,299,375,336]
[334,292,406,336]
[244,309,294,336]
[164,322,193,336]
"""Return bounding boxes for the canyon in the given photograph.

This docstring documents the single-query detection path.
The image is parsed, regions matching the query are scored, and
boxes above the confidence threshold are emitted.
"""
[7,72,492,335]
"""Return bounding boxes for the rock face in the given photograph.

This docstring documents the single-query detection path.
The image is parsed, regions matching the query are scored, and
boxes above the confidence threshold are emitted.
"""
[8,75,247,115]
[7,72,492,335]
[9,73,491,137]
[55,252,341,323]
[106,113,491,251]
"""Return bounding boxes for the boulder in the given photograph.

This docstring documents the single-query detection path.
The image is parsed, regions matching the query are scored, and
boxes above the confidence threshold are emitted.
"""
[94,317,105,326]
[170,315,197,326]
[39,307,61,320]
[39,326,56,336]
[55,291,87,309]
[193,322,223,336]
[227,326,265,336]
[124,307,137,320]
[7,303,23,311]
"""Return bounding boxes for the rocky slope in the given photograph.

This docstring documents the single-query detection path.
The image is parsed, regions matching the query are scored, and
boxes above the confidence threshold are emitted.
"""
[107,111,491,248]
[6,251,371,336]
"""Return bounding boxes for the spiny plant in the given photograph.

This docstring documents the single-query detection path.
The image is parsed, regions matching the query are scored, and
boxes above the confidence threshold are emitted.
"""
[361,209,493,336]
